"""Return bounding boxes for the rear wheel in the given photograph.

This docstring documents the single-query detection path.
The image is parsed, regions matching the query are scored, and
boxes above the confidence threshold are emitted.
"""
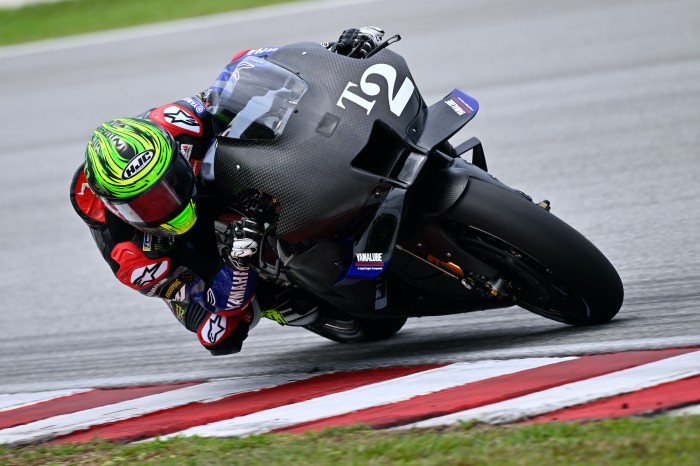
[304,316,408,343]
[442,178,623,325]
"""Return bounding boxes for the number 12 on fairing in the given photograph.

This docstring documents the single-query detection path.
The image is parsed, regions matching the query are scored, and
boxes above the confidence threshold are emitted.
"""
[336,64,415,117]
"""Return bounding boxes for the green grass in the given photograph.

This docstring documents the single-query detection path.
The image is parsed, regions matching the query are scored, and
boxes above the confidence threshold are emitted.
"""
[0,0,298,46]
[1,416,699,466]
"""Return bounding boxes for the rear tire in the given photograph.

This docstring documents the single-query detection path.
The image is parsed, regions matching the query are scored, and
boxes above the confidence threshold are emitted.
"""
[304,316,408,343]
[442,178,624,325]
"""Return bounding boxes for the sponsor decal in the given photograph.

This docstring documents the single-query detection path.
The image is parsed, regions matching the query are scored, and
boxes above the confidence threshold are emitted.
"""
[142,233,152,252]
[183,96,206,115]
[145,277,169,297]
[203,314,227,344]
[206,263,256,311]
[122,150,155,179]
[163,279,184,300]
[444,99,466,116]
[345,252,387,280]
[355,252,385,270]
[130,259,169,288]
[444,95,474,116]
[445,89,479,118]
[244,47,278,57]
[189,159,201,177]
[173,284,186,302]
[103,130,127,152]
[179,143,194,161]
[206,288,216,306]
[179,143,201,176]
[164,107,199,129]
[227,269,251,309]
[172,303,186,323]
[261,309,288,326]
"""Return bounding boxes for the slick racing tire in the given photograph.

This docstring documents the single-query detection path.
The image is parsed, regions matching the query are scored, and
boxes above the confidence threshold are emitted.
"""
[441,178,624,326]
[304,316,408,343]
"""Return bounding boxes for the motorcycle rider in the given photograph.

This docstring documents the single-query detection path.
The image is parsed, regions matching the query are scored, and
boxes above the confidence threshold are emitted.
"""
[70,27,385,356]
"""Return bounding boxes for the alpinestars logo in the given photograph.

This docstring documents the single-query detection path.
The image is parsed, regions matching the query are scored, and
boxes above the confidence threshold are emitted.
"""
[156,105,202,136]
[130,260,169,287]
[164,108,198,128]
[204,315,227,344]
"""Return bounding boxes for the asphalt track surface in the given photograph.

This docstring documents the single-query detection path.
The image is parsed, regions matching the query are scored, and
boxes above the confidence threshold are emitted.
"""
[0,0,699,394]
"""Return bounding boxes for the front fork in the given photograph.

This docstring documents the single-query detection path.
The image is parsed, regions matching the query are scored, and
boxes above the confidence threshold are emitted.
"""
[397,219,512,301]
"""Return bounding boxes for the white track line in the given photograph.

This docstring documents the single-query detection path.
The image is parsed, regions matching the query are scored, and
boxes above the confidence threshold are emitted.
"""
[406,349,700,428]
[0,375,300,446]
[0,0,381,59]
[162,357,571,439]
[422,336,700,363]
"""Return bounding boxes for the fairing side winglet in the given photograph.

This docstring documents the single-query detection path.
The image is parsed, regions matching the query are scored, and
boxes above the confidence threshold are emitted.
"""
[413,89,479,152]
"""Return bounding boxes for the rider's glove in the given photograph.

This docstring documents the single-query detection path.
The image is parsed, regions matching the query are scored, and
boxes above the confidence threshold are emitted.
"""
[357,26,384,52]
[216,215,262,267]
[334,26,385,58]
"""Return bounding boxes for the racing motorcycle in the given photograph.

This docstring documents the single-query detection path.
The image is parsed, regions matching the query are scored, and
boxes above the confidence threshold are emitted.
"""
[202,36,624,343]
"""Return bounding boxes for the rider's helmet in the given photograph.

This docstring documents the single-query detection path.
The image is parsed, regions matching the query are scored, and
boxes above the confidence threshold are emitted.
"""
[83,118,197,236]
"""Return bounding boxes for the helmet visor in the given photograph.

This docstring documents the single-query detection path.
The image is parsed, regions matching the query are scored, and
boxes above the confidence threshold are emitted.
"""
[104,154,195,227]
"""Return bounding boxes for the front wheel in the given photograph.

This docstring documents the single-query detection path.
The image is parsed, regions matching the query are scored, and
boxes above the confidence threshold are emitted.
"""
[441,178,624,326]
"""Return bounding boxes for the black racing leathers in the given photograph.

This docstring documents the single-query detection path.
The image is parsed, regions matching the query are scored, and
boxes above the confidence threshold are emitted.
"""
[70,92,257,353]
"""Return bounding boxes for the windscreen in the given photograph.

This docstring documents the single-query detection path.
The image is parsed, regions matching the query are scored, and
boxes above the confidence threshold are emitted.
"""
[208,56,308,140]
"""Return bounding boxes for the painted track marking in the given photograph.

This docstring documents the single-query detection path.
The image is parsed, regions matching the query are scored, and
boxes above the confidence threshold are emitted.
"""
[1,348,698,446]
[406,349,700,428]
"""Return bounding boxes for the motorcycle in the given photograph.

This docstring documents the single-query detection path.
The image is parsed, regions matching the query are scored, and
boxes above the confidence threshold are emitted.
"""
[201,36,624,343]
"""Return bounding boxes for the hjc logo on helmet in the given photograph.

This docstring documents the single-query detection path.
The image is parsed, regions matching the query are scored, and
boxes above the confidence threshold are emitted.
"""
[122,150,156,180]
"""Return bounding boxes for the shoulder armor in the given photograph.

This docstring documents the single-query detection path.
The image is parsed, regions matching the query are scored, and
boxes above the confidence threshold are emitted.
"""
[148,102,204,138]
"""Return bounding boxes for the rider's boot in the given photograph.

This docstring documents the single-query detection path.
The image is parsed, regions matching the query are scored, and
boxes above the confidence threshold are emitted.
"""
[163,300,254,355]
[259,288,320,327]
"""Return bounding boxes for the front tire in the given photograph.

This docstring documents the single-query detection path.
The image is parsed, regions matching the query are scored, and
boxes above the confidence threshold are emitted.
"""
[442,178,624,325]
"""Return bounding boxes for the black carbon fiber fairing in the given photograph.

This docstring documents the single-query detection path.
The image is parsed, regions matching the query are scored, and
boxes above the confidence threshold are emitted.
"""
[212,43,424,243]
